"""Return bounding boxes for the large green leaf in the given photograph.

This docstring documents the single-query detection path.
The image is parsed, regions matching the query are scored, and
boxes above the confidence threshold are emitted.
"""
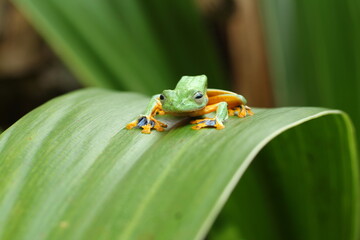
[0,89,358,240]
[14,0,227,94]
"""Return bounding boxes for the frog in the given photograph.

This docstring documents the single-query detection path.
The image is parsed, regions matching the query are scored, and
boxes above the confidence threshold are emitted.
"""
[126,75,254,134]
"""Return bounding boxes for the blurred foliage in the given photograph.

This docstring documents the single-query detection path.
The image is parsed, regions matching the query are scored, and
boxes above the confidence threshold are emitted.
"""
[259,0,360,144]
[14,0,227,95]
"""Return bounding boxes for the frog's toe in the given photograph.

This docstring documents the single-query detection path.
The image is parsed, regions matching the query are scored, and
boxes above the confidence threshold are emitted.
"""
[238,105,247,118]
[245,106,254,116]
[126,121,138,130]
[141,124,152,134]
[155,109,166,115]
[191,118,225,130]
[238,105,254,117]
[153,121,166,132]
[232,105,254,118]
[228,108,236,116]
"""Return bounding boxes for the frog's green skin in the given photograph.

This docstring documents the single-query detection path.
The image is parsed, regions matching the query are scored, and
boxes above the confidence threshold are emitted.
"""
[126,75,253,134]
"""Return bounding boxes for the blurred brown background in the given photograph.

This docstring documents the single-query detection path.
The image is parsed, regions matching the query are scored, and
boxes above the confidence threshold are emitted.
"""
[0,0,274,130]
[0,0,79,129]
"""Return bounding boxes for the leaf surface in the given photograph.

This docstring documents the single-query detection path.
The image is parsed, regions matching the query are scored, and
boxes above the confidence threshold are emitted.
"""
[0,89,358,240]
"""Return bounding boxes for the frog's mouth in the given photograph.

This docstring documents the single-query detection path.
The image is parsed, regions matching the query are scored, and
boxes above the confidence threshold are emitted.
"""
[162,104,203,114]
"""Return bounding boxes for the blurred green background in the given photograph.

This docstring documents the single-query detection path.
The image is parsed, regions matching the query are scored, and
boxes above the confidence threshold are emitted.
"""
[1,0,358,142]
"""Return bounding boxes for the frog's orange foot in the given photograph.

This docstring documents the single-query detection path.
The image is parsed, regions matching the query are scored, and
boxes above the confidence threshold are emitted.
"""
[231,105,254,118]
[190,118,225,130]
[126,116,167,134]
[228,108,236,116]
[245,106,254,116]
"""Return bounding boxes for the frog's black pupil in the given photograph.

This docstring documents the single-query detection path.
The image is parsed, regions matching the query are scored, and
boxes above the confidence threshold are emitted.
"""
[195,93,203,99]
[160,95,165,100]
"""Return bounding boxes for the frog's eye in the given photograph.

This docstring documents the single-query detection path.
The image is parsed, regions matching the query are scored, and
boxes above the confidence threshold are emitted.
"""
[194,92,204,103]
[159,94,165,101]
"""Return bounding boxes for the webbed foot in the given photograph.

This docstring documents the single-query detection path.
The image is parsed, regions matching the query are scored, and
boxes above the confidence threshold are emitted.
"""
[190,117,225,130]
[229,105,254,118]
[126,116,167,134]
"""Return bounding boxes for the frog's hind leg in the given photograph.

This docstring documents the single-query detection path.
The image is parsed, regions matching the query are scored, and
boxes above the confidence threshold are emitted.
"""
[191,102,228,130]
[207,93,253,118]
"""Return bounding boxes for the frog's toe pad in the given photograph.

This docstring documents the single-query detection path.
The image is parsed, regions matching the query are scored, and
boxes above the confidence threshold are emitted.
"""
[191,118,224,130]
[126,121,138,130]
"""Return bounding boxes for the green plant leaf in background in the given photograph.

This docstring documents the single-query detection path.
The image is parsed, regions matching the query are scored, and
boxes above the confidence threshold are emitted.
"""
[0,89,358,240]
[259,0,360,146]
[13,0,227,95]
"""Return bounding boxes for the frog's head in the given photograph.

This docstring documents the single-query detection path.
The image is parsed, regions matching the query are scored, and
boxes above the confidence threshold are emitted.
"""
[160,75,208,113]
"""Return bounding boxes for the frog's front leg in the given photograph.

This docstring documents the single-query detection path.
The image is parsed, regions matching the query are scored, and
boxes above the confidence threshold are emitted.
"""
[126,95,167,134]
[191,102,228,130]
